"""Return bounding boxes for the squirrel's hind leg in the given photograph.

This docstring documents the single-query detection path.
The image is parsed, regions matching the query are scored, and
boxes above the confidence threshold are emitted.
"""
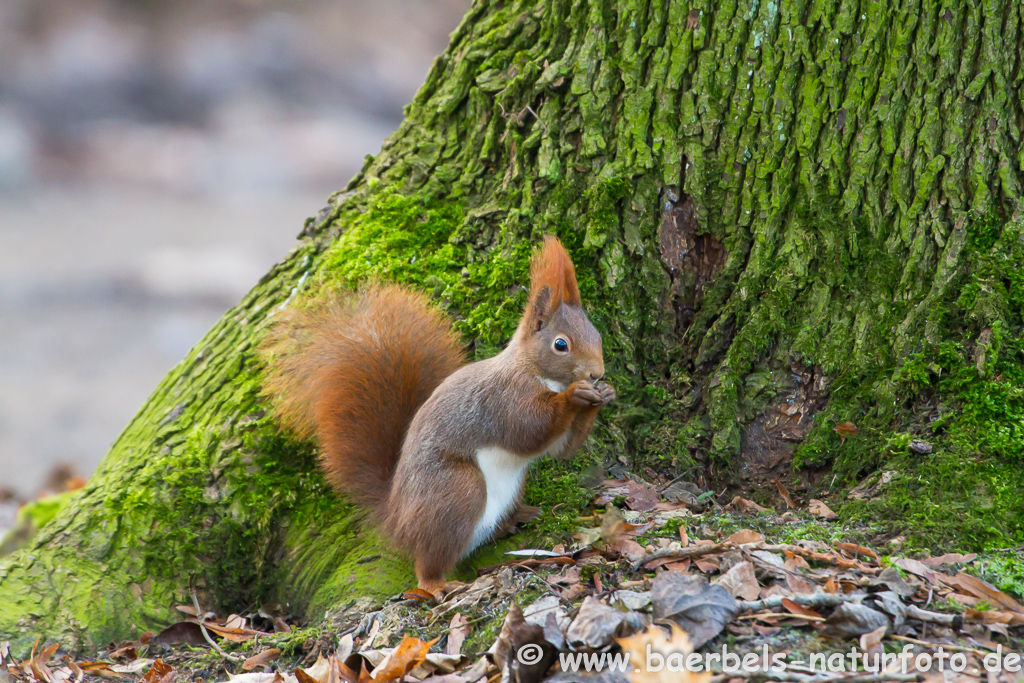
[399,458,486,593]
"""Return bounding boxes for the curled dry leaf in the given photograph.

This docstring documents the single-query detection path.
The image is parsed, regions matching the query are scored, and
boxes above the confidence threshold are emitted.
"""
[893,557,942,585]
[773,481,798,509]
[242,649,282,672]
[184,618,269,642]
[825,603,889,637]
[780,598,822,620]
[859,625,886,659]
[808,499,838,521]
[402,588,436,602]
[446,613,471,656]
[370,636,438,683]
[490,603,558,683]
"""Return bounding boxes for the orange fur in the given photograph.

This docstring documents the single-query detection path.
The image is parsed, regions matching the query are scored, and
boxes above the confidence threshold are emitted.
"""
[530,235,581,309]
[259,285,464,513]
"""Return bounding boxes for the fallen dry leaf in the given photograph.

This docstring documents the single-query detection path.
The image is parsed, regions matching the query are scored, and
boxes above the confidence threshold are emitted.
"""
[108,644,137,662]
[110,658,153,674]
[242,649,281,671]
[224,614,247,630]
[773,481,798,509]
[693,557,720,573]
[607,537,646,563]
[184,618,270,642]
[151,622,207,646]
[370,636,437,683]
[446,613,470,656]
[964,609,1024,627]
[825,602,888,637]
[651,572,738,648]
[726,497,768,514]
[920,553,977,568]
[617,624,711,683]
[808,499,838,520]
[780,598,822,620]
[402,588,436,602]
[942,572,1024,615]
[713,561,760,601]
[893,557,943,585]
[835,543,879,561]
[726,529,764,546]
[139,659,174,683]
[597,479,660,512]
[859,624,886,658]
[491,603,559,683]
[566,596,645,649]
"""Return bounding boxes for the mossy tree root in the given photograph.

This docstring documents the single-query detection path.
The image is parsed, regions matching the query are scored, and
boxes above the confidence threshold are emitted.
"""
[3,0,1024,654]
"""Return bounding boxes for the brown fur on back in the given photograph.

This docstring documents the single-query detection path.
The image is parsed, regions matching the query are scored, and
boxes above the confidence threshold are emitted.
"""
[259,285,464,512]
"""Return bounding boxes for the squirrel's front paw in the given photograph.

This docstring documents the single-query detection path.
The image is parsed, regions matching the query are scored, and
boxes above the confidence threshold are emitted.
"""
[569,381,603,406]
[595,382,616,406]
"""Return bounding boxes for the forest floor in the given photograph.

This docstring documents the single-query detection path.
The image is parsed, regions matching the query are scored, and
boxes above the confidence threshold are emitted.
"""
[3,476,1023,683]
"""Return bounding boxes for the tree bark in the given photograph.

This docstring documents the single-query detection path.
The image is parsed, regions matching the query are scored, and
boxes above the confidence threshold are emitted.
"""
[3,0,1023,653]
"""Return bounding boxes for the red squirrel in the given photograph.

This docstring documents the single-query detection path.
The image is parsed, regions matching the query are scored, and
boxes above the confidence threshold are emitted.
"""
[261,236,614,593]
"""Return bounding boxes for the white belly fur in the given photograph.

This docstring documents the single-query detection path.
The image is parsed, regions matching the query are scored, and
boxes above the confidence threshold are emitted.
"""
[466,430,571,555]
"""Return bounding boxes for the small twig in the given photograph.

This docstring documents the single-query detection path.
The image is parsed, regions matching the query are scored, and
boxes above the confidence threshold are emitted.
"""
[888,634,987,657]
[737,612,826,622]
[904,604,961,628]
[709,668,918,683]
[738,592,855,613]
[631,542,732,573]
[189,577,242,663]
[520,565,575,609]
[657,472,692,493]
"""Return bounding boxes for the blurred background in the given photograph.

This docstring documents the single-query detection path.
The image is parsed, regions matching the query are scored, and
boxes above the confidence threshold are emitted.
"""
[0,0,471,523]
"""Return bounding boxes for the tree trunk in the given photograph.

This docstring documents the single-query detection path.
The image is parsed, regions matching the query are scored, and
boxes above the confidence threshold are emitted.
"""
[3,0,1023,653]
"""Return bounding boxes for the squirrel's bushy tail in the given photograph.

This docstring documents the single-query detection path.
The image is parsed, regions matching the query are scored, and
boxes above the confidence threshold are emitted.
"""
[260,285,464,512]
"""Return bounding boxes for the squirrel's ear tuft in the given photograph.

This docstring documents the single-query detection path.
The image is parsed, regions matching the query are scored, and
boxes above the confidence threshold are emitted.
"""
[529,235,581,312]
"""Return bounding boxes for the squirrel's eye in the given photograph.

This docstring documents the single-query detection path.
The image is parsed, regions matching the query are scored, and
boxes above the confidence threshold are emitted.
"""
[553,338,569,352]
